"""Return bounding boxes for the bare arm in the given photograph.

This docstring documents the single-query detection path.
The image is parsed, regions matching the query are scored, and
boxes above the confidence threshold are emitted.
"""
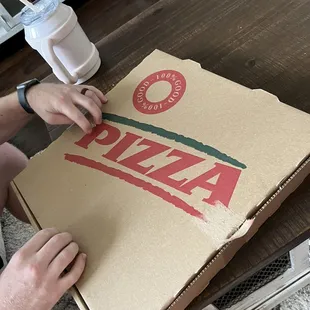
[0,83,107,146]
[0,92,32,145]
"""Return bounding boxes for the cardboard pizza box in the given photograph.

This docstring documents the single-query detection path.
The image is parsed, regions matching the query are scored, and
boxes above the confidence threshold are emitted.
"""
[12,50,310,310]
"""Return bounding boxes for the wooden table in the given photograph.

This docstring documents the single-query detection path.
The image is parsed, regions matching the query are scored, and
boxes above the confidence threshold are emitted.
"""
[33,0,310,308]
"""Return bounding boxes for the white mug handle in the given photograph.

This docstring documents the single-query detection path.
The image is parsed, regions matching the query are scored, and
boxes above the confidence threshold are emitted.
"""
[41,38,78,84]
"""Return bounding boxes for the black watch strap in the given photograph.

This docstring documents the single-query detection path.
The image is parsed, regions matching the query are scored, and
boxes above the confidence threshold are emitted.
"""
[16,79,40,114]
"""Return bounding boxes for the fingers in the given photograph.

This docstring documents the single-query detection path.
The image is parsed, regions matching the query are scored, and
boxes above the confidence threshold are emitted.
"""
[49,241,80,278]
[37,232,73,267]
[85,90,102,109]
[76,85,108,104]
[72,91,102,125]
[39,84,107,133]
[61,100,93,134]
[59,253,87,290]
[21,228,59,254]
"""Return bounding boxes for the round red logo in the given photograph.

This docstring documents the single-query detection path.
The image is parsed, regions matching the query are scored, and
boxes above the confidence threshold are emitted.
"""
[133,70,186,114]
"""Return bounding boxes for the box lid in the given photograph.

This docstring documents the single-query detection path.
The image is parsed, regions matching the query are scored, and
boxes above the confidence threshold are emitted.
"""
[14,50,310,310]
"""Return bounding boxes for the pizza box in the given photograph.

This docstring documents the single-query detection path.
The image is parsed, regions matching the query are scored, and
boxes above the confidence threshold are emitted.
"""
[12,50,310,310]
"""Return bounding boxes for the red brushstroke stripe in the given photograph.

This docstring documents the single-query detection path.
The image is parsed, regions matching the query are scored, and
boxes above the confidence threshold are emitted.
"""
[64,154,205,220]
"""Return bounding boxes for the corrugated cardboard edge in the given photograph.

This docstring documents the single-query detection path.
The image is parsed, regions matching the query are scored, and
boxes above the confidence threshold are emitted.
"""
[11,155,310,310]
[166,155,310,310]
[10,181,89,310]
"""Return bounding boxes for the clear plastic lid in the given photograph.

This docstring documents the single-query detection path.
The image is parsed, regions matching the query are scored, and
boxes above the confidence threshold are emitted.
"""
[20,0,59,26]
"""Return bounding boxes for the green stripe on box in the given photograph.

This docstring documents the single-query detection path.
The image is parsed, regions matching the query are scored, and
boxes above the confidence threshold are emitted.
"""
[102,113,246,169]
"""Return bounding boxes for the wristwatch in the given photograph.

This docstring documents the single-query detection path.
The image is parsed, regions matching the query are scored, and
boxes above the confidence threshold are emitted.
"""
[16,79,40,114]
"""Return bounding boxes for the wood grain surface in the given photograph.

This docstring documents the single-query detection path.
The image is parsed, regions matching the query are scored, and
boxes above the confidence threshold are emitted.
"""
[0,0,159,97]
[80,0,310,116]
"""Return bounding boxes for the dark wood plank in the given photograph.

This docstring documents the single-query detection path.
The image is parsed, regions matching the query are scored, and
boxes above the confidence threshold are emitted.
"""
[0,0,86,96]
[75,0,159,45]
[64,0,308,113]
[44,0,310,308]
[9,116,51,158]
[0,0,159,97]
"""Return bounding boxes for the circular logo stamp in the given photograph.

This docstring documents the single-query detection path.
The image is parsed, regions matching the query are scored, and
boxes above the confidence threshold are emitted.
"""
[133,70,186,114]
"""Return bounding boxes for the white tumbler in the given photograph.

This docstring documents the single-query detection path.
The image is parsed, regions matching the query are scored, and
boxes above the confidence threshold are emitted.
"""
[21,0,101,84]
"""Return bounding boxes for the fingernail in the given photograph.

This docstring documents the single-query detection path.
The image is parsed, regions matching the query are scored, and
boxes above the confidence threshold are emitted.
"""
[82,253,87,260]
[103,97,108,103]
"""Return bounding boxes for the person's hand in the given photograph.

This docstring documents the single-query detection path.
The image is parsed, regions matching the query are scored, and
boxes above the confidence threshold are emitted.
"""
[27,83,108,134]
[0,228,86,310]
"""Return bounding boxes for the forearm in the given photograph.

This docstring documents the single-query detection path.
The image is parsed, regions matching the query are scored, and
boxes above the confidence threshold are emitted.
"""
[0,92,32,145]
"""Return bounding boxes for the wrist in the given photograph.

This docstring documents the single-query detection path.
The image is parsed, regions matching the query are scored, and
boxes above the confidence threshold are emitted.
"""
[25,84,40,112]
[16,79,40,114]
[9,92,32,119]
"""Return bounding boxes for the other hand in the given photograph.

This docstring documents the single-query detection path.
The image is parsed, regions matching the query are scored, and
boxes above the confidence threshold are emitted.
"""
[0,228,86,310]
[27,83,108,134]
